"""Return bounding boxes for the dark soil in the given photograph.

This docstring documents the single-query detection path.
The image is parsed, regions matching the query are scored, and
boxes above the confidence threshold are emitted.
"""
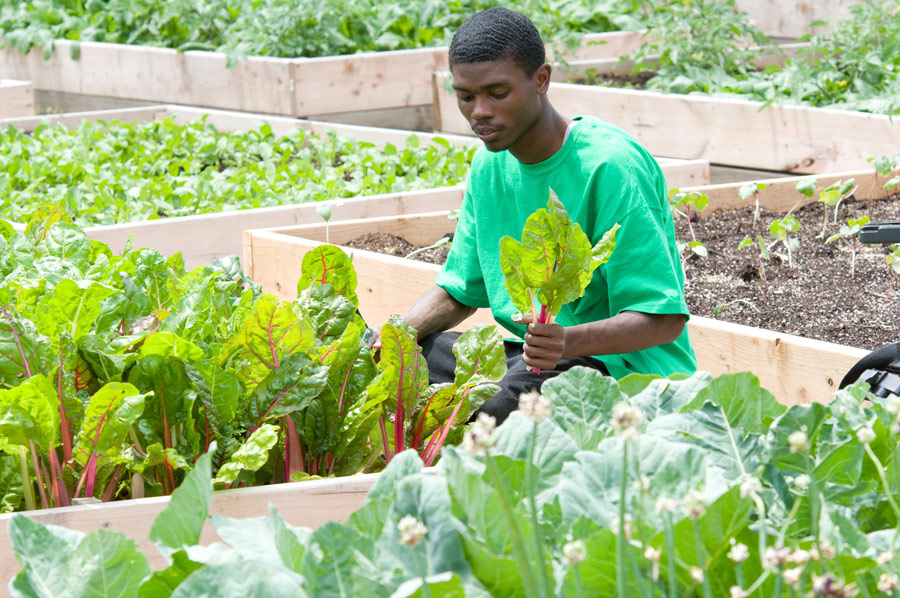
[345,232,452,265]
[347,195,900,350]
[676,194,900,351]
[572,70,653,89]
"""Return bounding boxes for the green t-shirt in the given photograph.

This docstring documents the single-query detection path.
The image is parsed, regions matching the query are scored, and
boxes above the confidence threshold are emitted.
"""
[434,115,697,379]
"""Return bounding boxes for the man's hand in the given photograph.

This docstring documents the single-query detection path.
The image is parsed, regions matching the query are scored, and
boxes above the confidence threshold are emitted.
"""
[514,313,567,371]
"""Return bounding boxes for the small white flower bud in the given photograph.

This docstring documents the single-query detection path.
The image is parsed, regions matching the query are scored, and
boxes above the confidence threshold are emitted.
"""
[878,573,899,592]
[728,543,749,563]
[887,395,900,416]
[876,550,894,565]
[730,586,746,598]
[644,546,661,562]
[518,390,552,422]
[788,430,810,453]
[612,402,643,442]
[690,566,704,584]
[788,548,810,564]
[783,567,802,587]
[463,413,497,454]
[739,476,762,498]
[683,489,706,520]
[820,540,836,560]
[397,515,428,547]
[655,496,680,515]
[562,539,587,566]
[856,427,876,444]
[794,474,811,490]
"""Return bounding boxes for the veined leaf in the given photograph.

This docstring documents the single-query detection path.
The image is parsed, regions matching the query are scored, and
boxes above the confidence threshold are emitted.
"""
[377,316,428,415]
[0,374,59,451]
[72,382,146,467]
[297,245,358,308]
[149,445,215,552]
[247,352,329,424]
[213,424,279,486]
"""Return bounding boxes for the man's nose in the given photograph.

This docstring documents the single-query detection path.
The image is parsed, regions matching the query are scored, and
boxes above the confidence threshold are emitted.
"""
[471,95,493,121]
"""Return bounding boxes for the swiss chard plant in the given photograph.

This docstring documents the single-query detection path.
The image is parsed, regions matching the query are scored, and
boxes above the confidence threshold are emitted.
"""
[499,189,618,338]
[9,367,900,597]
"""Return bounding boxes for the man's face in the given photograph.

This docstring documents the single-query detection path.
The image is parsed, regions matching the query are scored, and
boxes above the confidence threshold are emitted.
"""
[450,59,547,155]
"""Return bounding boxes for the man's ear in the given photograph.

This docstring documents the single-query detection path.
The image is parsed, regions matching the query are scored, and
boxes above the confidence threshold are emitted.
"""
[534,63,552,95]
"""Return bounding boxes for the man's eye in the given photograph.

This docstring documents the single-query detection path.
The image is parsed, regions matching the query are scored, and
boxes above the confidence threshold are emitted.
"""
[490,92,509,100]
[457,94,473,102]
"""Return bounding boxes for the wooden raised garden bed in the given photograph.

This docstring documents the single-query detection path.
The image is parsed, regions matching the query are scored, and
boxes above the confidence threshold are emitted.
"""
[0,31,645,119]
[0,79,33,118]
[734,0,852,38]
[240,168,900,407]
[0,104,708,269]
[433,72,900,174]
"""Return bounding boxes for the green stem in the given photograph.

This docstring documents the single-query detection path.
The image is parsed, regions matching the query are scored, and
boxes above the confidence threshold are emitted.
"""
[617,442,629,598]
[751,492,769,569]
[693,519,714,598]
[573,565,584,598]
[807,466,821,553]
[485,453,540,598]
[415,545,431,598]
[526,422,552,597]
[736,562,744,590]
[664,513,677,598]
[772,567,783,598]
[18,446,36,511]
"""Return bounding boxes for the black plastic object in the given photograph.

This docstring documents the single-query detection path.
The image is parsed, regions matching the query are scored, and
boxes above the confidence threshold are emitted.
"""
[839,341,900,399]
[860,221,900,244]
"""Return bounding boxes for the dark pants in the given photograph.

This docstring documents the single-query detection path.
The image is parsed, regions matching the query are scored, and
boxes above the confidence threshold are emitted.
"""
[420,331,610,425]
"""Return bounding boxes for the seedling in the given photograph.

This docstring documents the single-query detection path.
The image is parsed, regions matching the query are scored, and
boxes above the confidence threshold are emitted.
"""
[826,216,870,278]
[868,153,900,191]
[405,236,451,259]
[887,244,900,295]
[315,202,332,243]
[669,188,710,262]
[769,215,800,268]
[738,234,770,286]
[738,182,767,227]
[817,178,857,238]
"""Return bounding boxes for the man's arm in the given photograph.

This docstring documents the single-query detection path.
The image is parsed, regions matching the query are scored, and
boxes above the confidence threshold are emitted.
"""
[402,285,477,340]
[518,311,686,371]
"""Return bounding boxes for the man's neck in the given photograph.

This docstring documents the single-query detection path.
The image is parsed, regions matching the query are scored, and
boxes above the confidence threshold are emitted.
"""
[509,105,570,165]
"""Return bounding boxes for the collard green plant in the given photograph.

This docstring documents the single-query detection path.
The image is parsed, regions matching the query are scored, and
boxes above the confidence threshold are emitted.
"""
[8,368,900,597]
[0,117,475,227]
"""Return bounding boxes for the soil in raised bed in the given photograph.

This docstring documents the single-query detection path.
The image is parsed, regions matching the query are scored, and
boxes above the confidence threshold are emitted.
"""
[347,195,900,351]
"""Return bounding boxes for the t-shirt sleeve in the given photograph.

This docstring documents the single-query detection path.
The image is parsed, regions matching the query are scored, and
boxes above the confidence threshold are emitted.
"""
[434,186,491,308]
[578,158,690,321]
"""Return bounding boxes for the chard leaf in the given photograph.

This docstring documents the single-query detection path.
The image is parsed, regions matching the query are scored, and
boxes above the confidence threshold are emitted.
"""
[7,515,85,598]
[139,331,204,361]
[170,561,306,598]
[182,360,240,434]
[0,374,59,450]
[0,454,24,512]
[213,424,278,486]
[137,550,203,598]
[72,382,146,467]
[301,521,371,598]
[40,222,91,271]
[451,324,506,388]
[298,283,357,345]
[77,334,138,382]
[247,352,329,424]
[497,235,533,317]
[377,316,428,415]
[297,245,358,308]
[223,295,316,390]
[41,279,119,341]
[149,445,215,552]
[128,356,194,447]
[0,308,43,387]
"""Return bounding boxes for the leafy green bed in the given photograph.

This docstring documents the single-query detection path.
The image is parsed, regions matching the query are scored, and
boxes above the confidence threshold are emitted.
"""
[595,0,900,115]
[8,368,900,597]
[0,0,642,61]
[0,214,504,512]
[0,117,475,227]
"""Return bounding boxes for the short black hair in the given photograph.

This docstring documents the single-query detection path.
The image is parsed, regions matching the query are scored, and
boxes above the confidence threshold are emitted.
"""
[448,8,546,76]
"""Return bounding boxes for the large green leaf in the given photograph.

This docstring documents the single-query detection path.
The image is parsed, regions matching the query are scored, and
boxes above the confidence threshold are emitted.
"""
[684,372,785,435]
[377,317,428,415]
[66,531,151,598]
[0,374,59,450]
[7,515,85,598]
[39,279,119,341]
[246,352,329,424]
[40,222,91,272]
[301,521,372,598]
[298,283,358,345]
[297,245,358,308]
[223,295,315,389]
[213,424,278,486]
[542,366,625,450]
[149,447,214,552]
[169,561,306,598]
[72,382,146,466]
[182,359,240,434]
[451,324,506,388]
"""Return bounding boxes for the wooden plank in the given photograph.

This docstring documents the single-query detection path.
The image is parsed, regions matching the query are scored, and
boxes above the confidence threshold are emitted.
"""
[0,79,33,118]
[0,105,169,132]
[435,72,900,174]
[688,316,868,404]
[0,474,377,597]
[735,0,852,38]
[244,210,869,406]
[683,169,895,217]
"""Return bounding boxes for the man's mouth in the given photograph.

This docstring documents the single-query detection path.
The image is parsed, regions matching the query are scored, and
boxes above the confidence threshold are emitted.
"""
[474,127,500,141]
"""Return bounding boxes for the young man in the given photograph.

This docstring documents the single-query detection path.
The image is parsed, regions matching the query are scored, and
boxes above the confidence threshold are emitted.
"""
[399,7,697,423]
